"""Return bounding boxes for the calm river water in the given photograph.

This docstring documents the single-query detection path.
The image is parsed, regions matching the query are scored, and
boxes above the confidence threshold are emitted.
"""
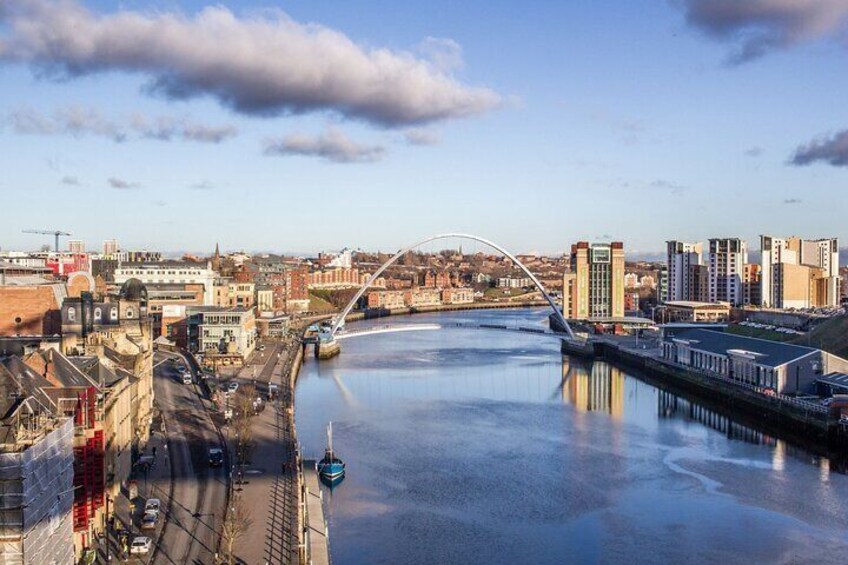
[295,308,848,564]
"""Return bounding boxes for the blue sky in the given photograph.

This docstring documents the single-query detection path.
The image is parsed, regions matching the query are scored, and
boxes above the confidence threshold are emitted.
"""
[1,0,847,257]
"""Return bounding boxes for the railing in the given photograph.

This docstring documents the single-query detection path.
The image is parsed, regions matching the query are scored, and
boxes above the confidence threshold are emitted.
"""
[657,356,828,415]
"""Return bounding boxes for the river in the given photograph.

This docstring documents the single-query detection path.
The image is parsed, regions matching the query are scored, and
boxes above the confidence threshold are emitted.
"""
[295,308,848,564]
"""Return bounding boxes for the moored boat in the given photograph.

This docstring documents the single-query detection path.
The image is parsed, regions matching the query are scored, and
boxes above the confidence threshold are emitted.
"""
[317,421,345,485]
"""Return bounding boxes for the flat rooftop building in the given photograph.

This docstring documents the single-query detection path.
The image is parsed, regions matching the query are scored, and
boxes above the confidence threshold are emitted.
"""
[661,328,848,394]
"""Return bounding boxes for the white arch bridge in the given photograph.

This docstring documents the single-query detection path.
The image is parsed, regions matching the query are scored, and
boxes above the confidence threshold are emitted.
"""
[334,322,570,341]
[329,233,575,340]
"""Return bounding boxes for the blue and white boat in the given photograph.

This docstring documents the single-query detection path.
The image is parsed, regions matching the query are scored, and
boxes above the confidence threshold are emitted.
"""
[317,422,345,485]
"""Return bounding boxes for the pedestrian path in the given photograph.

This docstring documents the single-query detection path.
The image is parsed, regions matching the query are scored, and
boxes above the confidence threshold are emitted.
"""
[230,338,302,564]
[302,463,330,565]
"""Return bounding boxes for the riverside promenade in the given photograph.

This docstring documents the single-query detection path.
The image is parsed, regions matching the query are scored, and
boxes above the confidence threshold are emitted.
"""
[302,463,330,565]
[229,333,304,564]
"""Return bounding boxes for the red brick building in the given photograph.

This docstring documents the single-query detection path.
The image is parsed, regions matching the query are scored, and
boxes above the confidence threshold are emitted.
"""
[0,282,66,336]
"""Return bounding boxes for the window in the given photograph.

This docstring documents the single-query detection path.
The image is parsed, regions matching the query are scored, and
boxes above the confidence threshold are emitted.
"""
[110,307,118,321]
[126,308,134,319]
[94,308,102,321]
[68,307,76,322]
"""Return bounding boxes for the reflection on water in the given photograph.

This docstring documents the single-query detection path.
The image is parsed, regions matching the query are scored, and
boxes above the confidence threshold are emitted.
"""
[658,390,779,447]
[296,308,848,565]
[560,357,626,418]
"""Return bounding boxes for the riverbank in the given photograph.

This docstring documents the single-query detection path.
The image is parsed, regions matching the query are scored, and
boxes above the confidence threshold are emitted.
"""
[285,324,330,565]
[565,337,848,451]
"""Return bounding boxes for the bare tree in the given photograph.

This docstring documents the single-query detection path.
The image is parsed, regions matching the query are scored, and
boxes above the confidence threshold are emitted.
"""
[232,384,257,465]
[220,495,253,565]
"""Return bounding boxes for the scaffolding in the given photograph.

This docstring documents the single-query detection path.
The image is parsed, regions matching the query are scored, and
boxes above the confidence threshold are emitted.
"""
[0,416,75,565]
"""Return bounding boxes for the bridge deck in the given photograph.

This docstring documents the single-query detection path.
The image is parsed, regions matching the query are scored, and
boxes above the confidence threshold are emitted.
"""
[334,321,581,343]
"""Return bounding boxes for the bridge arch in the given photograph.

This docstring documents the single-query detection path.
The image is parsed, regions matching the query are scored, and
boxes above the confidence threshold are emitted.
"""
[330,233,574,339]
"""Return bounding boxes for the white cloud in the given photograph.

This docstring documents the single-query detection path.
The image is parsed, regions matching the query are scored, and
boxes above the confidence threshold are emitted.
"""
[264,127,385,163]
[417,37,465,72]
[6,106,236,143]
[189,180,216,190]
[404,128,441,146]
[0,1,500,127]
[108,177,141,189]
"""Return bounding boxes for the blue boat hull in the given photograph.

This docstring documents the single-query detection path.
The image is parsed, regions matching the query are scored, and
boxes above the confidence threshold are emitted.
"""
[317,457,345,486]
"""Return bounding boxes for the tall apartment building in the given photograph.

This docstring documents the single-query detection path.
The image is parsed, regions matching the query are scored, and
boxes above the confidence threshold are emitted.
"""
[708,238,747,306]
[67,239,85,254]
[564,241,625,319]
[666,241,706,302]
[102,239,119,257]
[285,266,310,313]
[743,263,761,306]
[760,236,840,308]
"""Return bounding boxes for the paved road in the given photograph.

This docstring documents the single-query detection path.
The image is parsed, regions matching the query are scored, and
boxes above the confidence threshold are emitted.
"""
[152,352,227,565]
[232,339,284,386]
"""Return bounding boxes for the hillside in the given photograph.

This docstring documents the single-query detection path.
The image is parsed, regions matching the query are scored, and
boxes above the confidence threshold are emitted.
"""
[789,314,848,358]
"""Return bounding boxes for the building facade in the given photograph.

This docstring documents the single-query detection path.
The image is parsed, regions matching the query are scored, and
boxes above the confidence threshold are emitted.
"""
[0,399,75,565]
[565,241,625,319]
[708,238,746,306]
[666,241,704,302]
[114,262,216,306]
[404,288,442,307]
[367,290,406,310]
[441,287,474,305]
[760,236,840,309]
[661,328,848,394]
[187,307,257,364]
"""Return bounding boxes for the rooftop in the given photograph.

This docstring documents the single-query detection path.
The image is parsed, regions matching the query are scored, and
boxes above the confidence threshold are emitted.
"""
[670,328,819,368]
[817,372,848,393]
[116,261,212,270]
[187,306,251,314]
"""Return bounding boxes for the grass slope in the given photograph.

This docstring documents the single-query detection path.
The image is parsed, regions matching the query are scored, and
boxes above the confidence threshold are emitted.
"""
[789,315,848,357]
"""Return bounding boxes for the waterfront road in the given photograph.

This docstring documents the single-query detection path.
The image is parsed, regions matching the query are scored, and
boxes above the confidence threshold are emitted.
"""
[152,352,228,565]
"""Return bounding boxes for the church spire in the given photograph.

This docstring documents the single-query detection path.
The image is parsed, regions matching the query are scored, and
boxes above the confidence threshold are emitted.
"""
[212,242,221,271]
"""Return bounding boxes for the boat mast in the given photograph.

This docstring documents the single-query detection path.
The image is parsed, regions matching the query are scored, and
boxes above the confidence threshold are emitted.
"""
[328,421,333,457]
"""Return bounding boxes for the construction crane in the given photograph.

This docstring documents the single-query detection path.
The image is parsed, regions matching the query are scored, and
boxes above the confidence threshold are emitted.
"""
[22,229,71,252]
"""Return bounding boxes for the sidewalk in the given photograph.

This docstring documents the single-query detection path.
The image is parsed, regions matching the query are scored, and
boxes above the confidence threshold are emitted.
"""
[99,425,172,563]
[230,337,302,564]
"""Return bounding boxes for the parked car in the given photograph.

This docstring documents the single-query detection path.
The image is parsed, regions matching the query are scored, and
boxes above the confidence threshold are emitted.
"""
[141,511,158,530]
[177,365,187,373]
[130,536,152,554]
[144,498,161,515]
[258,344,266,352]
[227,382,239,395]
[208,447,224,467]
[182,373,193,385]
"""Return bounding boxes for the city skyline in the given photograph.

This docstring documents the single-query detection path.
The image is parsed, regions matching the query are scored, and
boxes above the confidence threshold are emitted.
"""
[2,1,848,254]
